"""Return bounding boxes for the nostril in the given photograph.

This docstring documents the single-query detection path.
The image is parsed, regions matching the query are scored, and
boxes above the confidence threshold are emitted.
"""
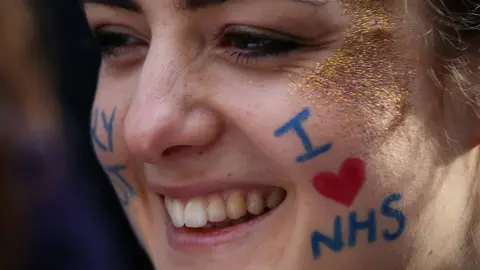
[162,145,209,158]
[162,145,193,157]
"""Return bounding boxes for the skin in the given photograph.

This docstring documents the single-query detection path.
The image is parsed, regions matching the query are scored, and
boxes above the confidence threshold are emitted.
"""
[85,0,480,269]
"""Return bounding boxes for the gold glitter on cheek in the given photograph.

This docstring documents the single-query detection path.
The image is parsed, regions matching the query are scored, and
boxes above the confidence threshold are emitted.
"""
[295,0,417,141]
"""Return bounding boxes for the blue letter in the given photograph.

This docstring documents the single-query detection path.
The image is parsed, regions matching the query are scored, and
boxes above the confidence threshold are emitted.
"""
[381,193,406,241]
[274,107,332,163]
[311,216,344,259]
[104,164,136,207]
[348,209,377,247]
[101,107,116,153]
[90,107,117,153]
[91,108,107,152]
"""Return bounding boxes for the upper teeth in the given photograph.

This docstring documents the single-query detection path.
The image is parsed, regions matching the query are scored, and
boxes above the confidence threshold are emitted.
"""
[164,188,286,228]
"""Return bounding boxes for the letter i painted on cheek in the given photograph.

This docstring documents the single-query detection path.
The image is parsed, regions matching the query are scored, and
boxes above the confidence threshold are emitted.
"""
[274,107,332,163]
[311,216,344,259]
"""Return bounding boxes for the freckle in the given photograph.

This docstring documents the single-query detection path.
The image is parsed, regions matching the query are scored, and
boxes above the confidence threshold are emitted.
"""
[227,173,233,177]
[428,250,433,256]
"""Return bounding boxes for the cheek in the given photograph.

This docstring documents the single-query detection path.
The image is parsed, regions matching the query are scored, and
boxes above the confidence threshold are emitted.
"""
[294,2,417,146]
[91,79,128,165]
[91,68,139,163]
[91,79,144,207]
[263,3,424,221]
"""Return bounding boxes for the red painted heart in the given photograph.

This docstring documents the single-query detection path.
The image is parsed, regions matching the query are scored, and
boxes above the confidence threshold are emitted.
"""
[312,157,366,207]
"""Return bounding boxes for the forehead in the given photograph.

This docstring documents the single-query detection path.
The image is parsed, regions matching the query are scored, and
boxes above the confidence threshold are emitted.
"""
[84,0,328,11]
[82,0,412,26]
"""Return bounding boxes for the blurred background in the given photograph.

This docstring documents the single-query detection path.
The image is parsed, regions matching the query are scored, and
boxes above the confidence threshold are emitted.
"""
[0,0,153,269]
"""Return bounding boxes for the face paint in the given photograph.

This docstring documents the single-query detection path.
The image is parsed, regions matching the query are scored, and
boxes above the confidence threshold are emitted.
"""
[311,192,406,259]
[91,106,136,207]
[274,107,333,163]
[290,2,412,260]
[312,157,365,206]
[295,0,417,140]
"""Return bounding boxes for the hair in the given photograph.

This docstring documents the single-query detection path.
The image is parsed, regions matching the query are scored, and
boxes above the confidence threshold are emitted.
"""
[412,1,480,269]
[423,0,480,112]
[0,0,58,268]
[1,0,477,269]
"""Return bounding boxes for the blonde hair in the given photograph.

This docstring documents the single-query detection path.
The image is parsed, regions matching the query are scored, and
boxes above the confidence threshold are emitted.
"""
[410,1,480,269]
[423,0,480,109]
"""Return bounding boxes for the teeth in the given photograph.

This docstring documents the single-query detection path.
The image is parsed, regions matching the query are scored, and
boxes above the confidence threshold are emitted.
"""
[266,189,286,209]
[207,195,227,222]
[165,197,185,228]
[164,188,286,228]
[247,191,265,215]
[226,191,247,220]
[184,198,208,228]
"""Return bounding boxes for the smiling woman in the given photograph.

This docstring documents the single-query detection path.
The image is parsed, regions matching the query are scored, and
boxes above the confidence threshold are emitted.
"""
[83,0,480,269]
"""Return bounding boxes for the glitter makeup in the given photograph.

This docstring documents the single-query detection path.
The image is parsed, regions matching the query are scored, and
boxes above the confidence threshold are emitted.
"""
[294,0,417,139]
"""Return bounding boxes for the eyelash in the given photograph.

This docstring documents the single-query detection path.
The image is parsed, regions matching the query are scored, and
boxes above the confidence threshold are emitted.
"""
[92,26,303,63]
[93,27,147,58]
[216,28,302,63]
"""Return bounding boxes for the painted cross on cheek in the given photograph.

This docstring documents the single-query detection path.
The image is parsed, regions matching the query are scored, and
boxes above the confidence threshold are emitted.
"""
[91,107,136,207]
[274,107,333,163]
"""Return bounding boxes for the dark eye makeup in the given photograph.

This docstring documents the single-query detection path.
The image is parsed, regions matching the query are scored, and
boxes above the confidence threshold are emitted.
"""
[215,25,304,63]
[93,26,148,58]
[92,25,304,64]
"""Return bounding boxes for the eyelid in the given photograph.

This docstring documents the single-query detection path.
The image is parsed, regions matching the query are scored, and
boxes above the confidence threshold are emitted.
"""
[94,24,150,43]
[212,24,312,44]
[84,3,150,39]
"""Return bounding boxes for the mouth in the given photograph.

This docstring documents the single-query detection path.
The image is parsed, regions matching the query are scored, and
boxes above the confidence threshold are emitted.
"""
[161,187,287,248]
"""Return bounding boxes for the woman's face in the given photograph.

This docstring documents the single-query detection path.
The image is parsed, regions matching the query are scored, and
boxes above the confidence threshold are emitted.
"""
[85,0,457,269]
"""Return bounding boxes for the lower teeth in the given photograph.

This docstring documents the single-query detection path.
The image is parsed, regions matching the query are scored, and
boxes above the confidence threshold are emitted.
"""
[204,210,267,229]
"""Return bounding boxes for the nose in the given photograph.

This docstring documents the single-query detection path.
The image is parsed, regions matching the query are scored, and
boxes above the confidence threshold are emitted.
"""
[124,47,222,164]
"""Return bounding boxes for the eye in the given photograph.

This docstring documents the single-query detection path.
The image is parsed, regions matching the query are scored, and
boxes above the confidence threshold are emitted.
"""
[92,26,149,61]
[217,26,303,63]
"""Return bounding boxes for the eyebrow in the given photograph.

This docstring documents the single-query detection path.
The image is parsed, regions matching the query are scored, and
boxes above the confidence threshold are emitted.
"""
[84,0,324,12]
[84,0,141,12]
[175,0,229,10]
